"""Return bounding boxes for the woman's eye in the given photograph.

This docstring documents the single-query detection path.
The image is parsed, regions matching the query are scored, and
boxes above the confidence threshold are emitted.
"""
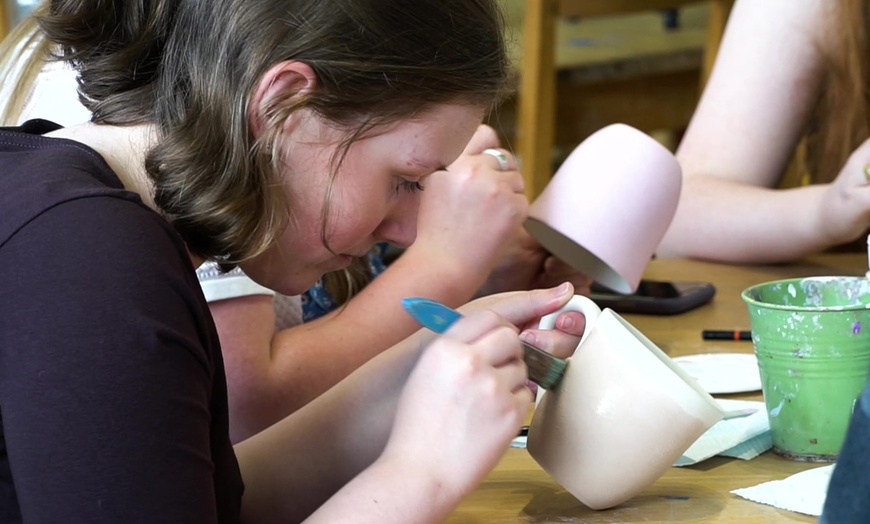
[396,179,425,194]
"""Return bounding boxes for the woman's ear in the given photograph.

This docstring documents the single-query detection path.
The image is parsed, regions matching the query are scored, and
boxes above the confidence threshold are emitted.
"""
[248,61,318,139]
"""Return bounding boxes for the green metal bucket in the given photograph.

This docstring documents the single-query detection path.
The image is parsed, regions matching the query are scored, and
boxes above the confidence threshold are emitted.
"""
[742,276,870,461]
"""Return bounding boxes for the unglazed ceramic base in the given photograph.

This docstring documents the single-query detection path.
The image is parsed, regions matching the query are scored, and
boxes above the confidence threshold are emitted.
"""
[524,217,629,294]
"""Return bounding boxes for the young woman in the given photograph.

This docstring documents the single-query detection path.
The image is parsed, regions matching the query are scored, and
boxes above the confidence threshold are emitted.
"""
[0,0,583,521]
[0,8,590,443]
[657,0,870,263]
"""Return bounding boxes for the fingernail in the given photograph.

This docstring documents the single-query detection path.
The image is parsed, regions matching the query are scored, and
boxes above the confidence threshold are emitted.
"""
[553,282,571,296]
[519,331,536,345]
[557,315,575,331]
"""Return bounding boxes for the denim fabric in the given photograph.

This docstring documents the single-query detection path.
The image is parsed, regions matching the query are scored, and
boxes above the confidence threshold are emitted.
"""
[819,379,870,523]
[300,243,388,321]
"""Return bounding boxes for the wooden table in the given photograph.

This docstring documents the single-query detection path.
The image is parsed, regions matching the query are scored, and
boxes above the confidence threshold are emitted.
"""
[447,254,865,523]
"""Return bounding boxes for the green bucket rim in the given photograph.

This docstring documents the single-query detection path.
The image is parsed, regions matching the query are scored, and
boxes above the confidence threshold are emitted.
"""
[741,276,870,312]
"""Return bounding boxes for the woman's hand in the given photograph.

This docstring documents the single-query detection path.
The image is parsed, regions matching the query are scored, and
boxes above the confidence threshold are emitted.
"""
[819,137,870,246]
[476,227,594,298]
[381,309,531,497]
[380,284,583,499]
[461,283,585,360]
[411,125,528,288]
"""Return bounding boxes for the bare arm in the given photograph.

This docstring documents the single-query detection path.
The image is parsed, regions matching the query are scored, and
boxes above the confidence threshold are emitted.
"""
[214,243,505,443]
[658,0,839,263]
[234,285,582,524]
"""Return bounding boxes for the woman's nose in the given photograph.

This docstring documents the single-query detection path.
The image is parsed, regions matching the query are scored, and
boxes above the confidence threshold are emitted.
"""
[375,197,419,248]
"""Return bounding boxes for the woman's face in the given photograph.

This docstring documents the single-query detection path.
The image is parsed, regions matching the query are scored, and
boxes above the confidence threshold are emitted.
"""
[240,103,484,294]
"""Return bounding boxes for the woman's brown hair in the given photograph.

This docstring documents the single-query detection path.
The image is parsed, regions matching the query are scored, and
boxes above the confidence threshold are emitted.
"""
[810,0,870,184]
[38,0,511,267]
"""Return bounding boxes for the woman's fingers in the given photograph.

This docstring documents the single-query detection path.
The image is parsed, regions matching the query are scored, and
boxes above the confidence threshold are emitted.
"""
[472,283,576,329]
[462,124,501,155]
[445,311,523,366]
[519,325,581,360]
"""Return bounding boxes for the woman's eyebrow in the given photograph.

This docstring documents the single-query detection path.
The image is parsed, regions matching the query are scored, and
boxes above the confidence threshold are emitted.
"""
[409,157,448,172]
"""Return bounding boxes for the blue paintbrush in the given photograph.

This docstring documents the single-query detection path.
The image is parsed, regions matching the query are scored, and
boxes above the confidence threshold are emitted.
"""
[401,297,568,389]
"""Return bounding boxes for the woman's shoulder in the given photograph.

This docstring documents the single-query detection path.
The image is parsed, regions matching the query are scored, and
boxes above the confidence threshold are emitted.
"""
[0,123,141,246]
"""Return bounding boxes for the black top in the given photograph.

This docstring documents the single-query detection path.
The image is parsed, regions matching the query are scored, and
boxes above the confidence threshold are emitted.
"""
[820,381,870,523]
[0,121,244,522]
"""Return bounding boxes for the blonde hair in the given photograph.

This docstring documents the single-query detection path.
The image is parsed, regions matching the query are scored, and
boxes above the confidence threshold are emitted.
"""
[0,14,51,126]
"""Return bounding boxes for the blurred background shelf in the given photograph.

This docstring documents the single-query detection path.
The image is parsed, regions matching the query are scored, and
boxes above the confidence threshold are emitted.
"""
[0,0,734,201]
[1,0,37,36]
[491,0,734,198]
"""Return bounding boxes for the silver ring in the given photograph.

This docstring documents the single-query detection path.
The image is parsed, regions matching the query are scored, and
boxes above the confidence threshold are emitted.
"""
[483,148,510,171]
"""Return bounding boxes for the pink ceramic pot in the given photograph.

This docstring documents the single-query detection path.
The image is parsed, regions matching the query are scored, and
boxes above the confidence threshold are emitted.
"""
[524,124,682,294]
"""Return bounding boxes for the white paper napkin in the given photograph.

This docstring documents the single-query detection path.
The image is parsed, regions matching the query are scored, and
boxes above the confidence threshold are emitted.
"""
[731,464,834,516]
[675,399,771,466]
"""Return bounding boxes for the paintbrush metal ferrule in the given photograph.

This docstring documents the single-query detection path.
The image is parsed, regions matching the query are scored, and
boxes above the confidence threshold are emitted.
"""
[521,340,567,390]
